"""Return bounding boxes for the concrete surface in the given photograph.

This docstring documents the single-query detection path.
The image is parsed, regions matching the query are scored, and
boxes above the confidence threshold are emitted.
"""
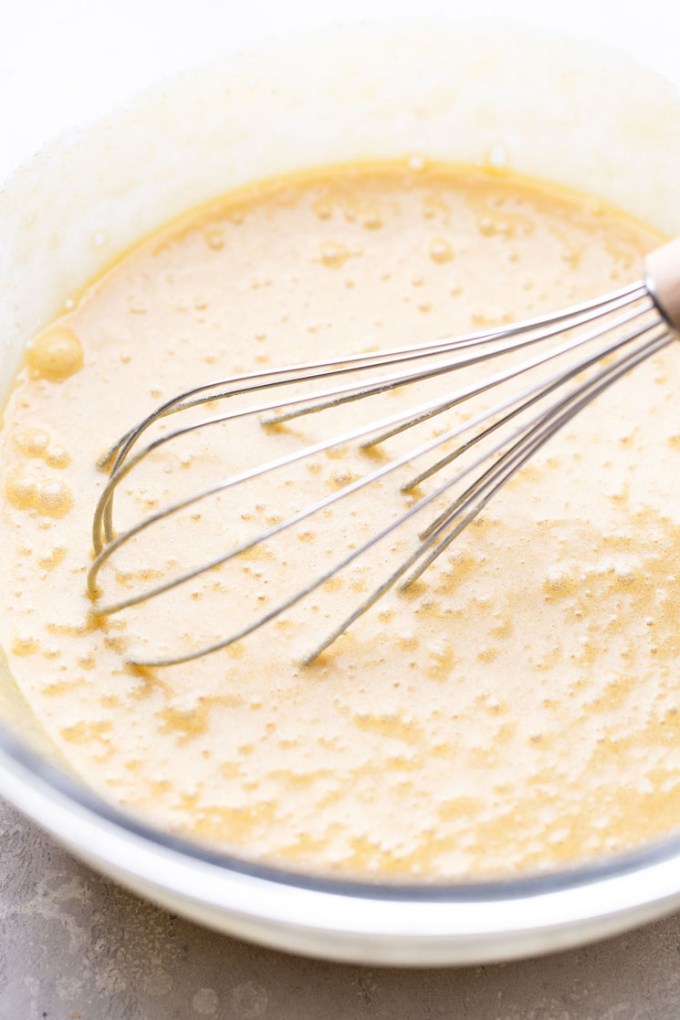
[2,798,680,1019]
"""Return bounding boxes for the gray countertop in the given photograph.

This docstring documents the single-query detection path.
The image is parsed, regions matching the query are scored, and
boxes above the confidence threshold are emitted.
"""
[2,797,680,1020]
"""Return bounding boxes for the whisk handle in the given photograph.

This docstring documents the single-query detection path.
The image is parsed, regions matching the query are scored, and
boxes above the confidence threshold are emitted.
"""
[646,236,680,332]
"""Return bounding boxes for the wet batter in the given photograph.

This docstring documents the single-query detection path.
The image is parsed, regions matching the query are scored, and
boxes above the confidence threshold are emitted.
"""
[1,162,678,879]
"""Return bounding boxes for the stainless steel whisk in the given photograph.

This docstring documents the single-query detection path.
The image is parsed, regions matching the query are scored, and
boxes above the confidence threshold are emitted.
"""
[88,237,680,668]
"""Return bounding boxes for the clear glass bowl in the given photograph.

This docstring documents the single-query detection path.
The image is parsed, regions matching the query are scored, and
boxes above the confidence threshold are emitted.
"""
[2,0,680,964]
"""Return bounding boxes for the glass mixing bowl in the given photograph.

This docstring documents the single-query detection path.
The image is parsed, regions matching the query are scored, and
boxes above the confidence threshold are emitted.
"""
[2,0,680,965]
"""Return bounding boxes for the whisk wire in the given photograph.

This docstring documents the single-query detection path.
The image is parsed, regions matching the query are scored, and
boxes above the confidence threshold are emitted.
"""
[95,285,650,546]
[88,251,680,668]
[306,327,672,664]
[91,297,654,565]
[402,328,673,589]
[101,279,646,470]
[121,321,668,668]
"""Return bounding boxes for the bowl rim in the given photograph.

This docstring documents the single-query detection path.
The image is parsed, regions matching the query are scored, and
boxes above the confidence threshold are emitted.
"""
[4,712,680,900]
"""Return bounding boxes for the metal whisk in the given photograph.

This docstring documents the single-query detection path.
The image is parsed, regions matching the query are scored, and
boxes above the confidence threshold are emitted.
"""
[88,237,680,668]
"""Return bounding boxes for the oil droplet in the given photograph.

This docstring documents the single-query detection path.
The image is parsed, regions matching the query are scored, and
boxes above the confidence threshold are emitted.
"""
[12,634,39,656]
[361,209,383,230]
[36,479,73,518]
[5,469,38,510]
[561,248,582,268]
[45,445,71,469]
[17,427,50,457]
[331,468,357,488]
[429,238,454,264]
[204,228,225,251]
[478,216,513,238]
[16,428,71,469]
[426,636,456,677]
[317,242,353,269]
[27,326,83,381]
[543,566,578,598]
[38,547,67,571]
[312,197,333,220]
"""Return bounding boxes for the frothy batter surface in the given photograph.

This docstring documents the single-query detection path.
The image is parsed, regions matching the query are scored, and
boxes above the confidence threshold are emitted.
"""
[1,162,679,879]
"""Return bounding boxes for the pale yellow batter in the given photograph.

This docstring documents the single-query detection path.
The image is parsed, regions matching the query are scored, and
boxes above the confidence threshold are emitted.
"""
[1,161,680,880]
